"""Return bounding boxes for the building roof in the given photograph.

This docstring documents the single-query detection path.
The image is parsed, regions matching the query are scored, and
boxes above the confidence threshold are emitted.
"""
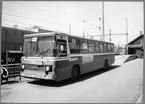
[128,34,144,45]
[128,44,143,48]
[2,26,36,33]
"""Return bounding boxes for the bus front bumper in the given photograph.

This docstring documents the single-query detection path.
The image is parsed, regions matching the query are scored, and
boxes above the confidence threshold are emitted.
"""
[21,70,57,80]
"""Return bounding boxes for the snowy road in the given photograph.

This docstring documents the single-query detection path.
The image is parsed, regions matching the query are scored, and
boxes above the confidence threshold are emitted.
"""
[1,57,143,103]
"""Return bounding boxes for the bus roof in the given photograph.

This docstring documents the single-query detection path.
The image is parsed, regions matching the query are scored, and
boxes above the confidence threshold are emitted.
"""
[24,32,56,38]
[24,32,113,44]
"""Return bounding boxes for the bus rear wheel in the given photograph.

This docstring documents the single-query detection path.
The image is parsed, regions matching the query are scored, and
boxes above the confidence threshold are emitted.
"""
[104,60,109,70]
[71,66,80,81]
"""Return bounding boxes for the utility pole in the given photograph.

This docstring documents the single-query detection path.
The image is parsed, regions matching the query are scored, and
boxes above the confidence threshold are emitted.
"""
[109,29,111,42]
[69,24,71,35]
[102,1,105,41]
[126,18,128,54]
[83,29,85,37]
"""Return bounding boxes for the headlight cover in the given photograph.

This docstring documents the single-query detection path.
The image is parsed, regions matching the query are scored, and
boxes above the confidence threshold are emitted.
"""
[21,64,25,69]
[46,66,49,71]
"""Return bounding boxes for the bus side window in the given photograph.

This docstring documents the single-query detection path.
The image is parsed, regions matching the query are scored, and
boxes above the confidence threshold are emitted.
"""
[95,41,100,53]
[88,40,95,53]
[107,44,111,52]
[57,40,67,57]
[100,42,103,53]
[104,43,107,52]
[68,37,80,54]
[80,39,88,53]
[110,44,114,52]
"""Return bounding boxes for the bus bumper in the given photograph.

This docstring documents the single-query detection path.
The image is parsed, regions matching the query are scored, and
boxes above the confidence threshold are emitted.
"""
[21,70,57,81]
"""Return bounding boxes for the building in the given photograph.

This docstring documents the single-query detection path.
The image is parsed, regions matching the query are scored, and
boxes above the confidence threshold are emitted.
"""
[1,26,36,52]
[1,26,56,64]
[38,28,54,33]
[1,26,55,52]
[127,34,144,57]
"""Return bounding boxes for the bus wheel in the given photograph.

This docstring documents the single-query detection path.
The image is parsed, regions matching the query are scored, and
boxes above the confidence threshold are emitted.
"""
[71,66,80,81]
[104,60,109,70]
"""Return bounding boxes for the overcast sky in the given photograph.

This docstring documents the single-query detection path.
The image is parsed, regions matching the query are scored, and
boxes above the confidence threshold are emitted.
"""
[2,1,144,45]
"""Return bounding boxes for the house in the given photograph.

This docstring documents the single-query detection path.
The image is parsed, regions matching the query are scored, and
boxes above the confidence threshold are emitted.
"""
[127,34,144,57]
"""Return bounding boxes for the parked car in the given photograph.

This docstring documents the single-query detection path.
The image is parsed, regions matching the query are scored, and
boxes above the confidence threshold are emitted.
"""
[1,50,23,83]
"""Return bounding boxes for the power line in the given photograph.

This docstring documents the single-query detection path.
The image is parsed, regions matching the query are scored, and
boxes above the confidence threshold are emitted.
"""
[82,20,100,29]
[3,12,68,28]
[3,12,70,33]
[102,1,105,41]
[3,19,34,26]
[2,23,32,30]
[2,20,63,33]
[3,19,60,32]
[3,2,69,27]
[3,12,34,21]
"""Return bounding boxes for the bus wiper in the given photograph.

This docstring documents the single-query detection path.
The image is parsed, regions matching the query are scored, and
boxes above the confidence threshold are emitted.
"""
[40,48,51,55]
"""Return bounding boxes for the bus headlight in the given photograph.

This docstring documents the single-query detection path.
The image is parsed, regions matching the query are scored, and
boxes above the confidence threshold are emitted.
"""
[45,66,52,75]
[46,66,49,71]
[21,64,25,69]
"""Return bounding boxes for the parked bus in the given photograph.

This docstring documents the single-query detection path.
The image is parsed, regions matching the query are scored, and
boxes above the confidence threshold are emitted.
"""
[21,32,115,81]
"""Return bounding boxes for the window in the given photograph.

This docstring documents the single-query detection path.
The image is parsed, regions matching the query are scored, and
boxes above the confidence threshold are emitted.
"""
[57,39,67,57]
[23,36,56,57]
[104,43,107,52]
[95,41,100,53]
[68,37,80,54]
[107,44,111,52]
[100,42,104,52]
[80,39,88,53]
[110,44,114,52]
[88,40,95,53]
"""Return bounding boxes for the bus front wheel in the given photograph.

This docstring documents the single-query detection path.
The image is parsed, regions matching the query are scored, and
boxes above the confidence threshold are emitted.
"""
[71,66,80,81]
[104,60,109,70]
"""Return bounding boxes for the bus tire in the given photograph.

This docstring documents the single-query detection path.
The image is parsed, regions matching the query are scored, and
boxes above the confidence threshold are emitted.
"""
[104,60,109,70]
[71,65,80,81]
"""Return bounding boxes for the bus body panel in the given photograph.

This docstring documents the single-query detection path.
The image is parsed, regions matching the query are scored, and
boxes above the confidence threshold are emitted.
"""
[55,59,71,81]
[21,53,114,81]
[54,56,82,81]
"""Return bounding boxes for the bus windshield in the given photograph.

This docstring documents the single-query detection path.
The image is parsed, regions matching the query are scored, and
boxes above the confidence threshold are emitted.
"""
[23,36,56,57]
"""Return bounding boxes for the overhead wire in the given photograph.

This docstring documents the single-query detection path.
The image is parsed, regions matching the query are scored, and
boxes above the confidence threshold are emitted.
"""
[3,2,69,27]
[2,23,32,31]
[3,12,69,33]
[3,19,64,33]
[3,19,35,27]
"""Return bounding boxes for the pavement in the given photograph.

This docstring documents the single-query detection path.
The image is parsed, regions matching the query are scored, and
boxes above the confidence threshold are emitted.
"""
[1,56,143,103]
[136,94,143,103]
[70,59,143,103]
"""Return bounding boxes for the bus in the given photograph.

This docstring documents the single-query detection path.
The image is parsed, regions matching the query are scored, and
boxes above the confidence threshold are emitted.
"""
[21,32,115,81]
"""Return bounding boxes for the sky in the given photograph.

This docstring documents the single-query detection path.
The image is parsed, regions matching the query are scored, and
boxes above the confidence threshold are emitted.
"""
[2,1,144,46]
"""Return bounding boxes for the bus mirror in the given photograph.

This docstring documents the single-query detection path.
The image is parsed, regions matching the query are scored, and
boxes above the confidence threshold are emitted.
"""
[32,37,37,42]
[20,46,22,51]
